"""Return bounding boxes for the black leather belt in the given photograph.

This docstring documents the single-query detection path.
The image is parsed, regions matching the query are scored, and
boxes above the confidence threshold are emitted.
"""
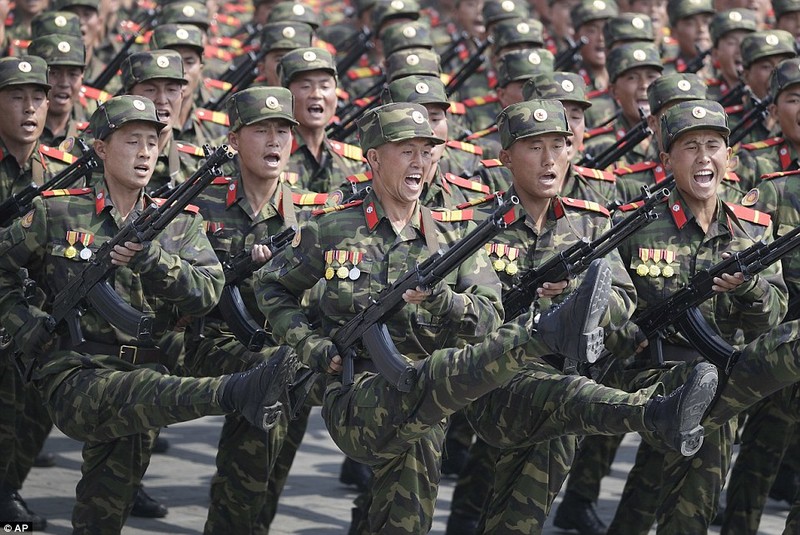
[74,341,163,365]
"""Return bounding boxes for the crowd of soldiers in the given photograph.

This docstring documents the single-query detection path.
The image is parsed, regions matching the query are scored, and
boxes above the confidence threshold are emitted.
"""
[3,0,800,533]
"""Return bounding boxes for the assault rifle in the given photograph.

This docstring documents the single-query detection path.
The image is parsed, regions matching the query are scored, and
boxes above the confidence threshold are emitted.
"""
[88,9,158,90]
[729,93,772,147]
[46,145,234,346]
[203,47,271,111]
[503,186,669,322]
[681,46,712,75]
[328,78,385,140]
[217,226,297,352]
[336,27,373,76]
[718,81,747,109]
[332,191,518,391]
[445,37,492,98]
[554,36,588,72]
[0,139,97,227]
[634,221,800,373]
[439,30,471,72]
[580,109,652,170]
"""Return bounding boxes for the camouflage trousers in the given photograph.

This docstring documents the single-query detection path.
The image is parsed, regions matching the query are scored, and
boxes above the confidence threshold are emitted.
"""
[463,360,662,534]
[322,316,538,534]
[446,437,496,531]
[38,354,227,534]
[183,329,289,535]
[722,385,800,535]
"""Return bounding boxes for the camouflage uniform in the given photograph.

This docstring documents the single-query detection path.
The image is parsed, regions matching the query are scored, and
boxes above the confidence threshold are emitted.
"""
[704,9,757,106]
[603,13,654,48]
[660,0,715,80]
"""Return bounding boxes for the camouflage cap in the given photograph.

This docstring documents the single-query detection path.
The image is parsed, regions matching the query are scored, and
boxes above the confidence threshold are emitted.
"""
[607,42,662,82]
[356,102,445,152]
[150,24,204,55]
[28,35,85,68]
[267,2,321,30]
[372,0,420,31]
[497,48,555,87]
[498,99,573,149]
[381,21,434,57]
[741,30,797,69]
[709,9,758,45]
[659,99,729,152]
[774,0,800,18]
[159,1,210,29]
[0,56,51,92]
[647,72,707,115]
[121,50,187,91]
[492,18,545,52]
[571,0,619,29]
[769,57,800,100]
[603,13,654,48]
[382,75,449,109]
[279,47,337,86]
[522,72,591,109]
[227,86,298,132]
[52,0,99,10]
[385,48,441,82]
[89,95,168,140]
[483,0,529,26]
[667,0,714,26]
[260,22,314,52]
[31,12,82,39]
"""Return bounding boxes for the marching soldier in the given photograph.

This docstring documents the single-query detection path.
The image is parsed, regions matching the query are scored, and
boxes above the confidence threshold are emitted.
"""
[705,9,758,108]
[661,0,714,80]
[256,21,315,88]
[603,12,655,50]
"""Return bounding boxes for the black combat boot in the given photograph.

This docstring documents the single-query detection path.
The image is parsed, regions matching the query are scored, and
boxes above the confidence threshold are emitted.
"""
[644,362,719,456]
[151,435,169,454]
[553,491,607,535]
[770,464,800,504]
[130,484,168,518]
[339,457,372,492]
[32,452,56,467]
[219,346,300,431]
[0,483,46,530]
[535,258,612,363]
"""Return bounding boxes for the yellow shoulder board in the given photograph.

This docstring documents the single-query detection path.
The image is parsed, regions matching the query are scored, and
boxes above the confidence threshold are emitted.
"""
[329,140,363,161]
[449,101,466,114]
[195,108,230,126]
[560,197,610,217]
[312,199,363,216]
[80,85,112,103]
[446,140,483,155]
[430,208,477,222]
[176,142,205,157]
[39,145,76,164]
[573,165,615,183]
[292,192,329,205]
[617,200,645,212]
[42,187,93,197]
[346,172,373,184]
[725,203,771,226]
[444,173,490,194]
[480,158,503,168]
[741,137,784,151]
[760,169,800,181]
[204,78,233,92]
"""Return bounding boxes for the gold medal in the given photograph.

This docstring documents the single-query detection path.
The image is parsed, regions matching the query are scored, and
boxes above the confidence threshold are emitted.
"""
[493,259,506,272]
[64,246,77,259]
[649,265,661,277]
[636,264,649,277]
[325,267,335,280]
[661,265,674,278]
[505,262,518,275]
[336,266,349,279]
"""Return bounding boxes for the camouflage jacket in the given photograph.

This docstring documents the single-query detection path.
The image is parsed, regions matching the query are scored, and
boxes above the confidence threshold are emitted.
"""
[40,112,89,149]
[0,182,224,377]
[737,136,798,193]
[178,105,230,148]
[575,65,616,128]
[462,94,501,138]
[286,131,368,194]
[582,115,660,170]
[615,188,787,355]
[0,139,74,198]
[255,189,503,367]
[437,140,484,179]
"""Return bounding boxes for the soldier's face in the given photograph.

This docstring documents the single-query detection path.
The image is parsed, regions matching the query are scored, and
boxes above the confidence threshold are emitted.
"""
[777,12,800,40]
[712,31,748,83]
[611,67,660,123]
[229,119,293,181]
[502,133,570,201]
[577,20,607,68]
[743,55,791,100]
[47,66,83,116]
[674,13,712,57]
[564,102,586,159]
[0,85,48,150]
[629,0,667,43]
[497,80,526,108]
[549,0,579,39]
[130,79,184,129]
[15,0,46,17]
[772,88,800,145]
[289,71,337,130]
[423,104,449,164]
[175,47,203,95]
[68,6,102,49]
[662,131,730,202]
[455,0,485,40]
[369,138,434,205]
[96,122,159,192]
[260,50,287,87]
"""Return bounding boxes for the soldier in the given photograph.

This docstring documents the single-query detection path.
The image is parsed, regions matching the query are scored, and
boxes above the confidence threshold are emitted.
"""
[661,0,714,79]
[603,12,655,50]
[0,94,300,535]
[775,0,800,41]
[2,0,46,47]
[257,21,315,88]
[705,9,758,107]
[184,86,330,535]
[605,99,786,534]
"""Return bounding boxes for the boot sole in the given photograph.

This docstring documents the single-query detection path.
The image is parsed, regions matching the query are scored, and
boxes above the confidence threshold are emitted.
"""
[577,260,613,363]
[675,362,719,456]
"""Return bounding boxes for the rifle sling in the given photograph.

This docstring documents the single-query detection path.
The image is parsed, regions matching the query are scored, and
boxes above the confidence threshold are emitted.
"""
[71,340,163,365]
[420,206,441,256]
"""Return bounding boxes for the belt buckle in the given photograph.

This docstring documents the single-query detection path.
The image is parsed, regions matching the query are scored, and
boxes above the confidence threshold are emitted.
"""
[120,345,138,364]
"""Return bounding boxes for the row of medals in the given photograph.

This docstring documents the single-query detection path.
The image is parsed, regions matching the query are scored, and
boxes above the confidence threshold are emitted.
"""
[65,245,93,260]
[636,264,675,278]
[325,265,361,280]
[493,258,518,275]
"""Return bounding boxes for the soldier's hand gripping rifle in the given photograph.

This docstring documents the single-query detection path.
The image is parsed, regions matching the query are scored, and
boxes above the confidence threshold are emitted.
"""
[216,226,297,352]
[503,186,669,322]
[88,9,158,91]
[554,35,588,72]
[46,145,234,346]
[580,108,652,170]
[633,222,800,373]
[445,37,492,98]
[0,139,98,228]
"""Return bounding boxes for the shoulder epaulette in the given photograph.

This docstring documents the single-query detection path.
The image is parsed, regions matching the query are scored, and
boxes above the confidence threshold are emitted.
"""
[724,104,744,115]
[204,45,233,62]
[560,197,610,217]
[586,88,609,99]
[724,171,740,182]
[346,171,373,184]
[448,101,466,114]
[573,165,615,182]
[76,121,89,131]
[204,78,233,91]
[292,192,329,205]
[328,140,363,161]
[480,158,503,168]
[314,38,337,55]
[347,66,381,80]
[336,87,349,101]
[42,187,92,197]
[760,168,800,181]
[312,199,363,216]
[613,161,659,176]
[585,125,614,139]
[151,197,200,213]
[741,137,784,151]
[725,203,771,226]
[454,192,497,209]
[617,200,645,212]
[211,176,232,185]
[444,173,490,194]
[706,78,722,87]
[195,108,230,126]
[39,145,76,164]
[214,14,241,27]
[440,72,452,85]
[80,85,112,103]
[465,125,498,141]
[462,94,499,107]
[176,142,205,157]
[430,208,477,222]
[446,140,483,155]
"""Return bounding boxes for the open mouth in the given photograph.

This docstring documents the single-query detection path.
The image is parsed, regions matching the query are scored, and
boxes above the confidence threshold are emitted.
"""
[156,109,171,122]
[308,104,325,118]
[539,171,557,184]
[134,163,150,175]
[21,119,37,134]
[693,169,714,184]
[404,173,422,188]
[264,152,281,167]
[52,92,71,104]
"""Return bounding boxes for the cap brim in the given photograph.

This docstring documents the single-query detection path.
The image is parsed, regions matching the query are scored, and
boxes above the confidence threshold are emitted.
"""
[668,124,730,150]
[119,116,169,133]
[0,80,52,91]
[241,114,300,128]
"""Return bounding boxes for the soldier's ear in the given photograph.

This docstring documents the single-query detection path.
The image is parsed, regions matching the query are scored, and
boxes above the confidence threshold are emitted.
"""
[227,130,239,152]
[499,148,512,170]
[768,102,778,122]
[93,139,108,161]
[660,151,670,170]
[366,147,380,169]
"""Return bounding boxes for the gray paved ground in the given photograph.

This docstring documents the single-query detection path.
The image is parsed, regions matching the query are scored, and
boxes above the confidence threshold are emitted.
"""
[19,409,789,534]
